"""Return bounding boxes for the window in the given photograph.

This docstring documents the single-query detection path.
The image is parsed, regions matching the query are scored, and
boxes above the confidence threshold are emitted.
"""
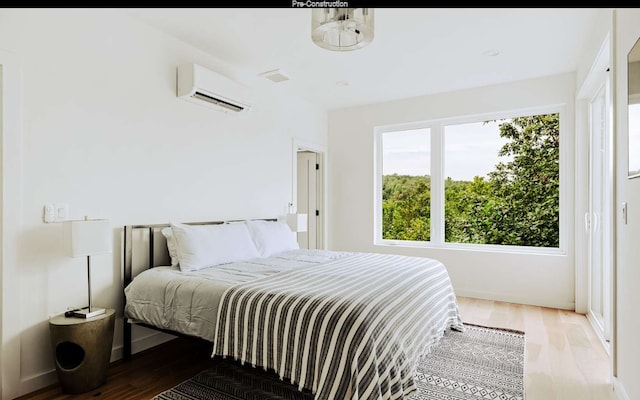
[376,110,561,250]
[381,128,431,241]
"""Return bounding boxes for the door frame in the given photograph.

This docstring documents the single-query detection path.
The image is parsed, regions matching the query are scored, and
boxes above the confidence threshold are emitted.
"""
[1,48,24,399]
[291,138,327,250]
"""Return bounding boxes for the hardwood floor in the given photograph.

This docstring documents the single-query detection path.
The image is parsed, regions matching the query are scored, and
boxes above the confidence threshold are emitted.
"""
[457,297,617,400]
[16,296,618,400]
[15,336,217,400]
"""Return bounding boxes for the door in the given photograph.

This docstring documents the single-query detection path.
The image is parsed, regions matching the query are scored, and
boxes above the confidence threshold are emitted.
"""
[296,151,321,249]
[587,77,613,351]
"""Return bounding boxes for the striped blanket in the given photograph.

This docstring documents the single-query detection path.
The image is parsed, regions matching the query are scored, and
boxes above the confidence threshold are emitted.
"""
[212,252,463,400]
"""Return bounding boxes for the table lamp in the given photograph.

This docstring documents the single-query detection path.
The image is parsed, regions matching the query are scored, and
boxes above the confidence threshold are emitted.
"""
[64,218,111,318]
[286,213,308,233]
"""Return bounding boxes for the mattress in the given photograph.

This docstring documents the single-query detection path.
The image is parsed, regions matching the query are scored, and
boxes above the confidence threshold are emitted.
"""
[124,249,352,341]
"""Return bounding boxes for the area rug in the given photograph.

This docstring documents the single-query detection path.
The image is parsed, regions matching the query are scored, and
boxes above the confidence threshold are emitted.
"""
[152,323,525,400]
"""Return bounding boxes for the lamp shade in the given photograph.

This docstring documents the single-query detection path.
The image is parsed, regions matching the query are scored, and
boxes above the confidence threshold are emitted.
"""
[286,213,308,233]
[64,219,112,257]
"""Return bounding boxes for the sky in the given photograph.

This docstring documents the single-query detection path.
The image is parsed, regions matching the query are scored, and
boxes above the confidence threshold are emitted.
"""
[382,120,511,181]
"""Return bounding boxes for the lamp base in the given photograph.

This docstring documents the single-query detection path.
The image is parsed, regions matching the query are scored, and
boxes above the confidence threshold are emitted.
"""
[71,307,106,319]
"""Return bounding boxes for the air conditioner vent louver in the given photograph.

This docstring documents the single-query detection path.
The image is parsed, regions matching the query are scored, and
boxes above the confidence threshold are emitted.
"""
[191,91,246,112]
[177,63,252,114]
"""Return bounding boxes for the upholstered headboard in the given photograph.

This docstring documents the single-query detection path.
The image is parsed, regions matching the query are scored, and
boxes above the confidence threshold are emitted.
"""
[123,218,279,286]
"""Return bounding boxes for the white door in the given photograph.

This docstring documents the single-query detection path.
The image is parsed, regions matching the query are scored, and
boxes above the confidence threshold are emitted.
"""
[297,151,321,249]
[587,77,613,350]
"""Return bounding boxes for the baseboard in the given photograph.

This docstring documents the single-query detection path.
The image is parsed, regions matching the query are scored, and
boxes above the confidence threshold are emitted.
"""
[19,370,58,397]
[455,288,575,310]
[110,330,176,361]
[614,377,630,400]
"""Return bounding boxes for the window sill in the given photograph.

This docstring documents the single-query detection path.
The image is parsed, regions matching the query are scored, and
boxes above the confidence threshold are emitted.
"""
[374,240,566,256]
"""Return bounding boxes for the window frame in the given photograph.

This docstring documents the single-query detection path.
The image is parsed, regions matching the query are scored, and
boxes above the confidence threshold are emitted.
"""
[373,105,568,256]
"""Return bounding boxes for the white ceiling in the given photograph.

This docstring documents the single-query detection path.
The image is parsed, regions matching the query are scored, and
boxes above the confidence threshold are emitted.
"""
[127,8,603,111]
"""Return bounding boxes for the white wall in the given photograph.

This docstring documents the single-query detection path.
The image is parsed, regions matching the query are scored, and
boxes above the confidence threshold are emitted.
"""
[0,10,327,398]
[614,9,640,400]
[0,47,23,400]
[328,73,576,311]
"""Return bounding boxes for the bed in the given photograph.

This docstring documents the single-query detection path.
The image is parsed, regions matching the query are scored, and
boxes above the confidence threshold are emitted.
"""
[123,219,463,400]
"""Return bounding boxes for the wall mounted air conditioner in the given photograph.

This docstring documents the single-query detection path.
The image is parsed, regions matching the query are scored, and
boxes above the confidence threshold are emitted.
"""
[176,63,252,114]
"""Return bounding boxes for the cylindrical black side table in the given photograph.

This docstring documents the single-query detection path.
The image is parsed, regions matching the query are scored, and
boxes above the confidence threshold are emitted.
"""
[49,308,115,394]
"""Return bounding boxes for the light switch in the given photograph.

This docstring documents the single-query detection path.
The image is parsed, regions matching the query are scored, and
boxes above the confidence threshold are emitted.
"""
[55,203,69,221]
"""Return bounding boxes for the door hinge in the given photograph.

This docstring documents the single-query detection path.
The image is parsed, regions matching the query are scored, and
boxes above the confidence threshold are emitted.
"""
[315,163,319,170]
[315,210,319,216]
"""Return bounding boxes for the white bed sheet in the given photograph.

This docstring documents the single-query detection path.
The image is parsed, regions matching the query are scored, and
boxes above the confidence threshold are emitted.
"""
[124,249,352,341]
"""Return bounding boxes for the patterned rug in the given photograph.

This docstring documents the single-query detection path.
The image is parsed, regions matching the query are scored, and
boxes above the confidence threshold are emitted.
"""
[152,323,525,400]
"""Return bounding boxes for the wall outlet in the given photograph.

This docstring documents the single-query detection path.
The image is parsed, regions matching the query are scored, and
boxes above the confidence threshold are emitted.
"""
[43,204,55,223]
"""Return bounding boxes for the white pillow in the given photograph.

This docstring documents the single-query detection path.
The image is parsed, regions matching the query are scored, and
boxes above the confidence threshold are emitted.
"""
[161,227,179,266]
[245,220,299,258]
[170,222,260,272]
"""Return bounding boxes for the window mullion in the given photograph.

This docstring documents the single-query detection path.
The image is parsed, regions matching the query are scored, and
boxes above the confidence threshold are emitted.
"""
[431,124,444,245]
[374,129,383,244]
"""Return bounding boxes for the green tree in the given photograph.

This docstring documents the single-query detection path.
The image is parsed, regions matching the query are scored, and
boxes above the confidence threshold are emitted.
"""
[382,174,431,241]
[444,176,496,244]
[485,114,560,247]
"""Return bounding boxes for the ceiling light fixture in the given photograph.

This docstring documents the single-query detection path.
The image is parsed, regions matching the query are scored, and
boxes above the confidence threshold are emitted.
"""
[311,8,374,52]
